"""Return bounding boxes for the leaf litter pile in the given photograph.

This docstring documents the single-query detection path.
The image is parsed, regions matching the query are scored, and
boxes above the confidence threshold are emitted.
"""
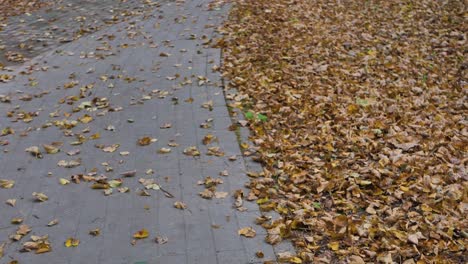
[220,0,466,263]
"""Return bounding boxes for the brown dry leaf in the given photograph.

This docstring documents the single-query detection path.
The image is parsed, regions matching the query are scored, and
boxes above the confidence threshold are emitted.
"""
[1,127,14,136]
[202,134,216,145]
[137,136,153,146]
[133,229,149,239]
[91,183,110,190]
[0,242,4,258]
[174,201,187,210]
[25,146,42,158]
[199,189,214,199]
[214,191,228,199]
[32,192,48,202]
[0,179,14,189]
[57,159,81,168]
[11,218,23,224]
[89,228,100,236]
[47,219,58,227]
[183,146,200,156]
[221,0,466,262]
[6,199,16,207]
[102,144,120,153]
[78,114,93,124]
[158,147,171,154]
[238,227,256,238]
[43,144,60,154]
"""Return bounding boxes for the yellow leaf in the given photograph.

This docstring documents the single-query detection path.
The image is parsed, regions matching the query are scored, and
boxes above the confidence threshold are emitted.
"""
[89,133,100,140]
[64,237,79,247]
[43,144,60,154]
[328,241,340,251]
[36,242,51,254]
[59,178,70,185]
[133,229,149,239]
[238,227,256,238]
[79,114,93,124]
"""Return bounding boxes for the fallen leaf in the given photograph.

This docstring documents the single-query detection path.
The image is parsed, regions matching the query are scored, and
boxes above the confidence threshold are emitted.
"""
[174,201,187,210]
[43,144,60,154]
[89,228,100,236]
[47,219,58,226]
[0,179,14,189]
[133,229,149,239]
[32,192,48,202]
[64,237,79,247]
[238,227,256,238]
[137,136,153,146]
[11,218,23,224]
[155,236,168,244]
[59,178,70,185]
[6,199,16,206]
[25,146,42,158]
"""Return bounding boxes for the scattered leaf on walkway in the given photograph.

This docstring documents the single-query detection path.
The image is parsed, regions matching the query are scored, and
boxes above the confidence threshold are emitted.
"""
[89,228,100,236]
[154,236,168,245]
[32,192,48,202]
[6,199,16,207]
[11,218,23,224]
[238,227,256,238]
[59,178,70,185]
[47,219,58,227]
[43,144,60,154]
[133,229,149,239]
[174,201,187,210]
[65,237,79,247]
[25,146,42,158]
[0,179,14,189]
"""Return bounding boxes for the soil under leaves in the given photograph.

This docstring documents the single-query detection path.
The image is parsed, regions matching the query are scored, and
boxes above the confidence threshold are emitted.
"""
[221,0,467,263]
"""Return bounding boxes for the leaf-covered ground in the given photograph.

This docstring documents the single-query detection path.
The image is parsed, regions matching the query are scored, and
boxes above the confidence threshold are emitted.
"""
[0,0,53,20]
[221,0,467,263]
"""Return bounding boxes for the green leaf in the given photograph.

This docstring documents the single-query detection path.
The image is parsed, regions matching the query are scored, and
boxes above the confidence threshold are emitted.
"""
[257,113,267,121]
[312,202,321,209]
[244,111,254,120]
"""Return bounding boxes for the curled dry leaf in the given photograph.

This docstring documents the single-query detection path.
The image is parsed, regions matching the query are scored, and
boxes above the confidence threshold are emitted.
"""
[133,229,149,239]
[59,178,70,185]
[32,192,48,202]
[199,189,214,199]
[137,136,154,146]
[158,147,171,154]
[174,201,187,210]
[25,146,42,158]
[102,144,120,153]
[47,219,58,227]
[57,159,81,168]
[89,228,100,236]
[6,199,16,207]
[43,144,60,154]
[11,218,23,224]
[0,179,14,189]
[238,227,256,238]
[183,146,200,156]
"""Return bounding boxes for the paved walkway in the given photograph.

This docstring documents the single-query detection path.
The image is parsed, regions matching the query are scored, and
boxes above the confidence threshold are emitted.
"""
[0,0,293,263]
